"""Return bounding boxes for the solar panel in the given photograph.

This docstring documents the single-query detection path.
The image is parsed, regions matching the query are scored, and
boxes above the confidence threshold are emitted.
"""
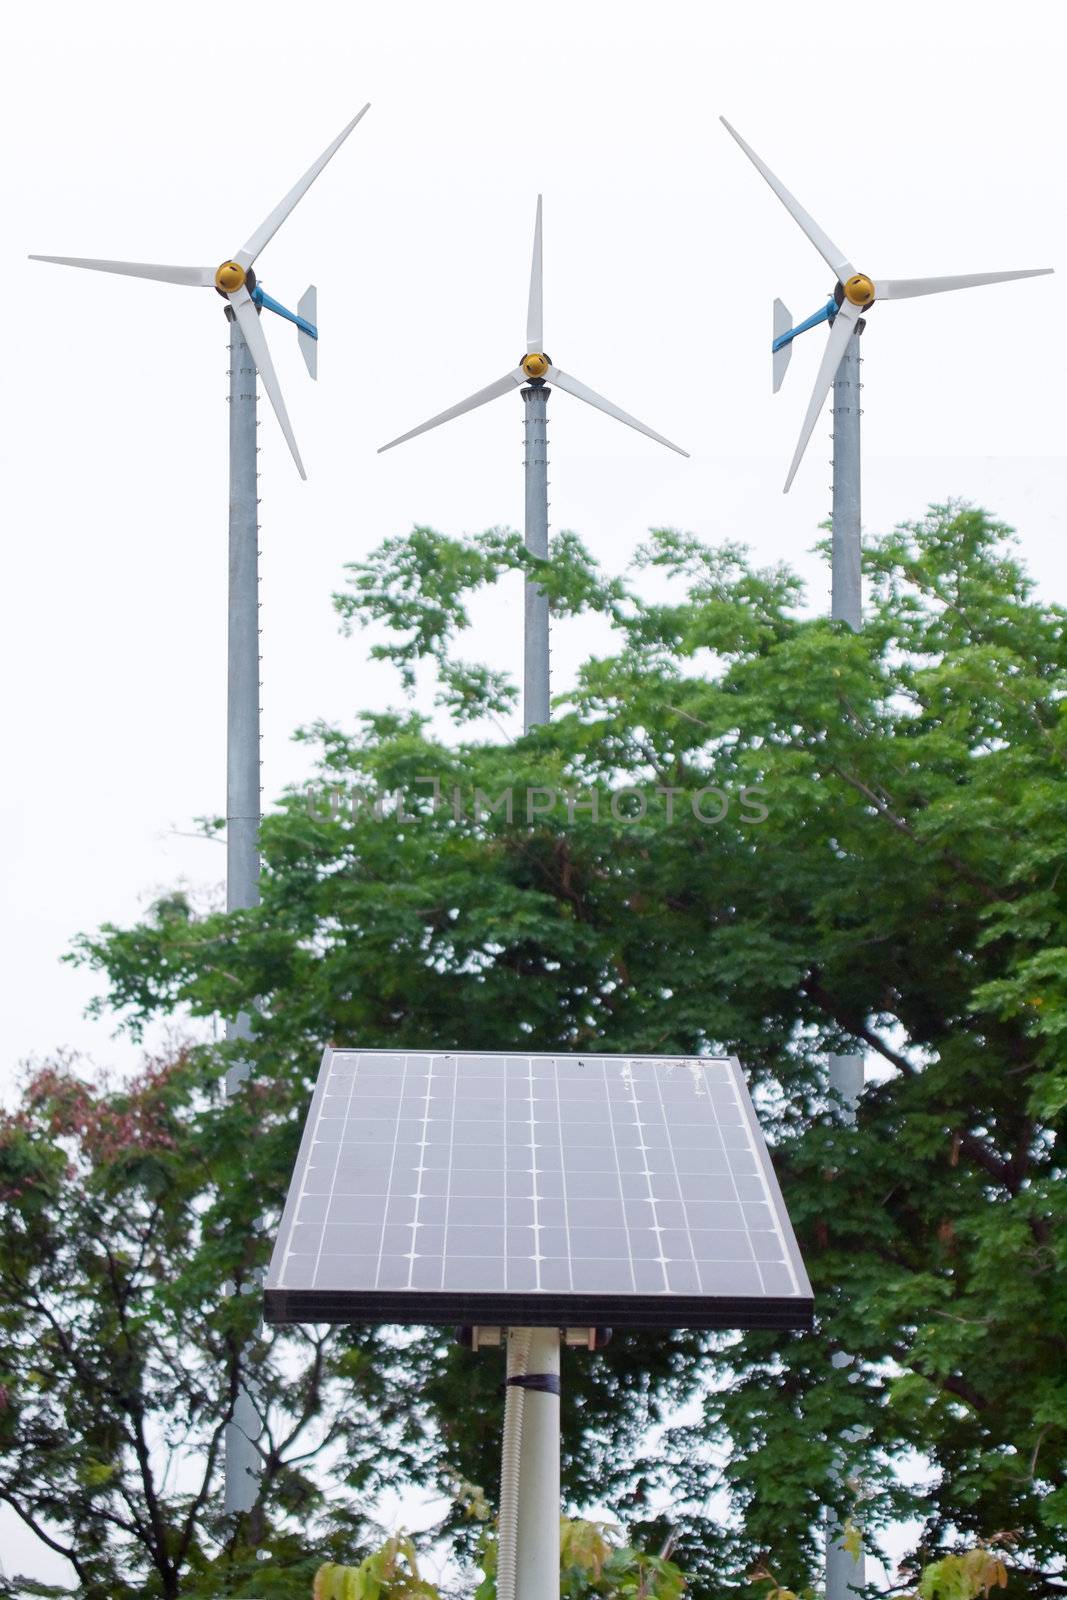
[264,1050,813,1330]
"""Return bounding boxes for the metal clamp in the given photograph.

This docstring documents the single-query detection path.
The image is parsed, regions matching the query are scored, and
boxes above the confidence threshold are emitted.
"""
[506,1372,561,1395]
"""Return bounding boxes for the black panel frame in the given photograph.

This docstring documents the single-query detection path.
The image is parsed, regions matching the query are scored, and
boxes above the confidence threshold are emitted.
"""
[264,1285,811,1329]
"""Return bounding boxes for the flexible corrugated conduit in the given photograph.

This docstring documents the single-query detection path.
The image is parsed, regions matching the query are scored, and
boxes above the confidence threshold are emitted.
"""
[496,1328,532,1600]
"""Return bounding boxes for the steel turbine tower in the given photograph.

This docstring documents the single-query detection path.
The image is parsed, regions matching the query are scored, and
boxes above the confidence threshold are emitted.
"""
[31,104,370,1516]
[379,196,688,731]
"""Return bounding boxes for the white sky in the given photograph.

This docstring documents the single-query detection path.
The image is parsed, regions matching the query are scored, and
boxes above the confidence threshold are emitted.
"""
[1,0,1064,1582]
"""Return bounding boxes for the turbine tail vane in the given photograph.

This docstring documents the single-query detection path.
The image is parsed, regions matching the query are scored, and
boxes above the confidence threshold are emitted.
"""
[298,286,318,378]
[772,298,793,393]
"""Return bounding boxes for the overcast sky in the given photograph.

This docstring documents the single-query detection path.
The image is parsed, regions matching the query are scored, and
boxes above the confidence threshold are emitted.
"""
[5,0,1064,1089]
[2,0,1065,1583]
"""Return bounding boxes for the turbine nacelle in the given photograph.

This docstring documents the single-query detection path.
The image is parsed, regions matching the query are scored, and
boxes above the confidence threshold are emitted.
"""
[215,260,248,294]
[521,352,552,379]
[720,115,1053,491]
[379,196,688,458]
[841,273,875,309]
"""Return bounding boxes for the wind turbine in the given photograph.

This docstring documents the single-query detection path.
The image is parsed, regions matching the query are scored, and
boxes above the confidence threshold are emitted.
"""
[31,103,368,478]
[720,115,1052,625]
[721,114,1053,1600]
[30,103,370,1518]
[379,196,688,729]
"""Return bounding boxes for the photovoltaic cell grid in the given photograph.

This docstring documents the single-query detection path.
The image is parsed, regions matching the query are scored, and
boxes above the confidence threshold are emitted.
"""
[264,1050,813,1330]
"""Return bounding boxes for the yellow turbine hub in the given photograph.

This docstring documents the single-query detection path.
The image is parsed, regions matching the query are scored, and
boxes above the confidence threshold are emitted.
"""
[215,260,247,294]
[843,272,875,308]
[521,352,551,378]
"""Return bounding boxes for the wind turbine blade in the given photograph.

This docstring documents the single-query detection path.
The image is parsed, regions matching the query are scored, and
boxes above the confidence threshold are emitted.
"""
[235,104,371,270]
[546,367,689,457]
[378,369,526,452]
[526,195,544,353]
[230,288,306,479]
[719,117,854,282]
[875,267,1053,301]
[29,255,214,287]
[783,300,861,492]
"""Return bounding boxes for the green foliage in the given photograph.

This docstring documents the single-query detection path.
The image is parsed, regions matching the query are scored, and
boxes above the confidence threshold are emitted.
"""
[313,1534,438,1600]
[9,502,1062,1596]
[560,1518,687,1600]
[748,1533,1014,1600]
[316,1520,688,1600]
[917,1548,1008,1600]
[0,1054,423,1598]
[332,524,629,701]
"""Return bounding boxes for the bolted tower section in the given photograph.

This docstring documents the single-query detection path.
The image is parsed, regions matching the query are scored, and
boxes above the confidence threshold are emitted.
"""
[522,379,550,731]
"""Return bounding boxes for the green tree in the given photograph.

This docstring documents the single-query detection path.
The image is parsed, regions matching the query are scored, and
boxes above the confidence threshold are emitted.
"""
[4,504,1062,1596]
[312,1517,687,1600]
[0,1051,433,1598]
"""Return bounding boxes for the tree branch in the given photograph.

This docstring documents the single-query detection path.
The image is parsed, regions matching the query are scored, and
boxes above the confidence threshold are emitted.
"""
[0,1490,87,1587]
[828,764,1003,903]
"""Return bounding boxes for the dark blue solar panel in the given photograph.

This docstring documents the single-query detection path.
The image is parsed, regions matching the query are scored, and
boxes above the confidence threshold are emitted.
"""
[265,1050,812,1330]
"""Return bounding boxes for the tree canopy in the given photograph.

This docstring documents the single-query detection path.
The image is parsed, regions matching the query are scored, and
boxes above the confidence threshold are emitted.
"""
[2,503,1063,1597]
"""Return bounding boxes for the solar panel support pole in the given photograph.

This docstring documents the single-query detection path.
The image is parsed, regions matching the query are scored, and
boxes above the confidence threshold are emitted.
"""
[831,327,862,630]
[514,1327,561,1600]
[223,310,263,1515]
[523,383,550,731]
[826,1053,864,1600]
